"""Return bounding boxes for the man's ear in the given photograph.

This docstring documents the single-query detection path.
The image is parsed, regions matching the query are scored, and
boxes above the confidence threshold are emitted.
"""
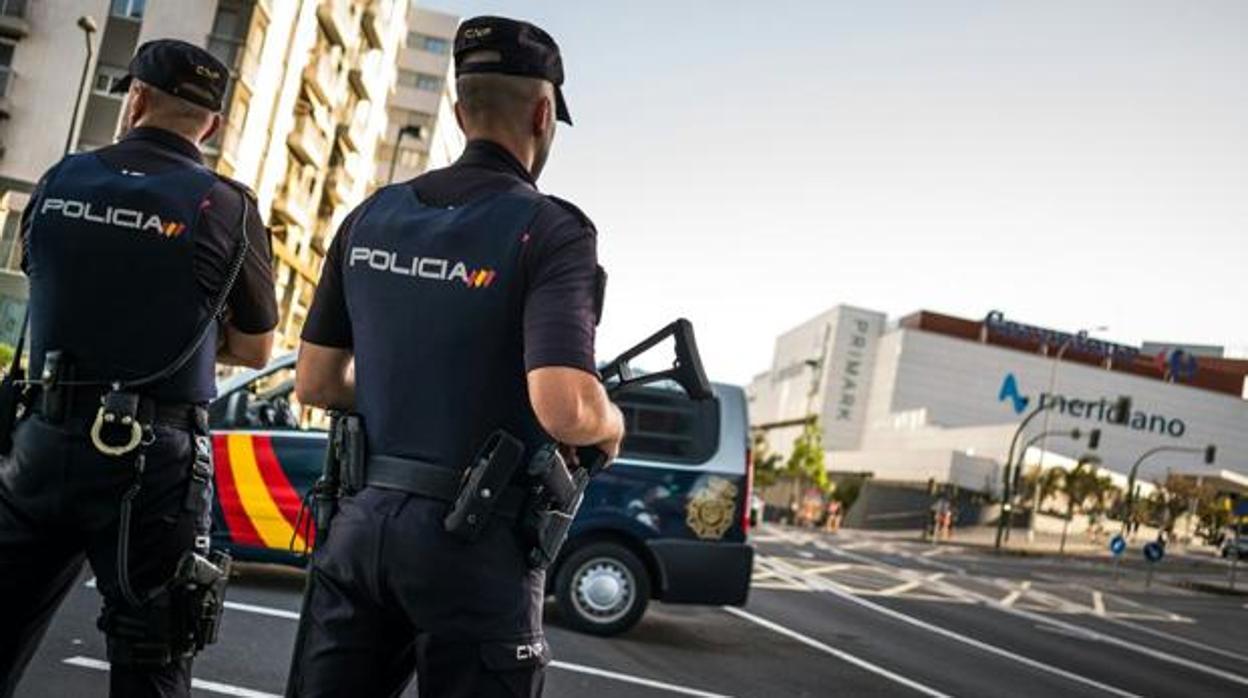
[453,101,467,134]
[533,96,553,137]
[125,86,147,130]
[200,113,223,144]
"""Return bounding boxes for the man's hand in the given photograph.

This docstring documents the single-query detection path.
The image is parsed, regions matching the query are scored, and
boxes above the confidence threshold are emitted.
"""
[593,403,625,465]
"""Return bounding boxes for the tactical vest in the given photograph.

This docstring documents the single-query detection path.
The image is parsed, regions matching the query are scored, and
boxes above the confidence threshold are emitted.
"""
[343,184,548,470]
[26,152,221,403]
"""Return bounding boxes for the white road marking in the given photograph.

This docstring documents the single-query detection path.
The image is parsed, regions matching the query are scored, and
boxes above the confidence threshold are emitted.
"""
[1092,614,1248,664]
[224,601,301,620]
[550,661,733,698]
[1092,591,1106,616]
[64,657,279,698]
[878,580,924,597]
[808,541,1248,689]
[761,556,1142,698]
[800,562,854,575]
[722,606,952,698]
[1001,581,1031,607]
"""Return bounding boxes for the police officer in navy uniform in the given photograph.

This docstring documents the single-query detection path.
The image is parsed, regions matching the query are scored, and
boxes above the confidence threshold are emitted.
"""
[288,16,624,698]
[0,40,277,698]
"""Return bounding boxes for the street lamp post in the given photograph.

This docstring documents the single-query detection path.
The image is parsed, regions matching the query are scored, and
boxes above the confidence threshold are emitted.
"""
[1121,444,1216,538]
[65,16,98,156]
[386,125,424,184]
[1028,326,1107,542]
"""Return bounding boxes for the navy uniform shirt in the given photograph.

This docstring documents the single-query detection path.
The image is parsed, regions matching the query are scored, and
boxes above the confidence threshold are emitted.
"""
[20,126,279,335]
[302,139,600,374]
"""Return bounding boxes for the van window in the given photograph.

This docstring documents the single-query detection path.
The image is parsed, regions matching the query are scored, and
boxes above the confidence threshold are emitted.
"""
[617,388,719,465]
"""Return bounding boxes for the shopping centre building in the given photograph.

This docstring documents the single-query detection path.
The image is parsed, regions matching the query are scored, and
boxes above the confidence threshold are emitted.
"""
[747,306,1248,509]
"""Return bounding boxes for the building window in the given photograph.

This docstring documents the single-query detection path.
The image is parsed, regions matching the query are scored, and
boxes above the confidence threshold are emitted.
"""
[92,65,128,97]
[398,70,441,93]
[110,0,145,20]
[406,32,449,55]
[0,0,29,21]
[0,40,13,98]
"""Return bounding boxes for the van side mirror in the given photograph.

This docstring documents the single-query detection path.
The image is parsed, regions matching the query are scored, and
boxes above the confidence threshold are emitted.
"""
[599,318,713,400]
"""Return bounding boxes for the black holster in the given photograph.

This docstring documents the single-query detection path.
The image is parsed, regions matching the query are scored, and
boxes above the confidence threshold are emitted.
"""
[172,549,232,653]
[311,413,365,546]
[522,446,606,570]
[443,430,525,541]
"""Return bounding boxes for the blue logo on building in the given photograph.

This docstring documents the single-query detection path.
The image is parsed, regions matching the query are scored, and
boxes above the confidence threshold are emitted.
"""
[998,373,1029,415]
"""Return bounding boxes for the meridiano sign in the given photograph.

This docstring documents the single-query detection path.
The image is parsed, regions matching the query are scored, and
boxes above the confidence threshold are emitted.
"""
[998,373,1187,439]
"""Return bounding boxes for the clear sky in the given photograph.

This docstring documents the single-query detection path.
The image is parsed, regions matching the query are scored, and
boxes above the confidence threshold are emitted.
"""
[429,0,1247,384]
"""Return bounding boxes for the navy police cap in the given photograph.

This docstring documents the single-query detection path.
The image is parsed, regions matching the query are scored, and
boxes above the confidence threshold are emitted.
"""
[111,39,230,113]
[454,16,573,125]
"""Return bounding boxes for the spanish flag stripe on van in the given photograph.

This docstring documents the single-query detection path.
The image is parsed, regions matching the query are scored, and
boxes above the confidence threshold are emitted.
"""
[252,435,313,549]
[212,434,265,548]
[225,434,308,550]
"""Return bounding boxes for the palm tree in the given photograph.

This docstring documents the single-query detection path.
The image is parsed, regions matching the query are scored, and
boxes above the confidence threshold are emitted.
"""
[1057,456,1106,554]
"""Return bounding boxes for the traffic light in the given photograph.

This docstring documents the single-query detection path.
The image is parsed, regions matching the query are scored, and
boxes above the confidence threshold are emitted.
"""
[1087,429,1101,450]
[1205,445,1217,465]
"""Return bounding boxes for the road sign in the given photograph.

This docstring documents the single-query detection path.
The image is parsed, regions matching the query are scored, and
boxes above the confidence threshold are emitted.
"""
[1109,534,1126,556]
[1143,541,1165,563]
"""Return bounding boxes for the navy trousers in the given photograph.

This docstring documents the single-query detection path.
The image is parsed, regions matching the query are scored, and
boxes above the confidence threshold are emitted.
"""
[0,414,205,698]
[285,487,548,697]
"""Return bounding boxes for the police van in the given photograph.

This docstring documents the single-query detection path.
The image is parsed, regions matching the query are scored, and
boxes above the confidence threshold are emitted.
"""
[207,350,754,636]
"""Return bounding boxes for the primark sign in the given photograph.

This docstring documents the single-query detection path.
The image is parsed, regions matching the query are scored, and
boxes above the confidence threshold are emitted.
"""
[998,373,1188,439]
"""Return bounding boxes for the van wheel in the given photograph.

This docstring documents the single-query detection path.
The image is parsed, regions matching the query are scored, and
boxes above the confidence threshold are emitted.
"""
[555,541,650,636]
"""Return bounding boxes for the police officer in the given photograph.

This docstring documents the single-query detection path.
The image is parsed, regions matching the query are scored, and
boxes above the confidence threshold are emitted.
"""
[0,40,277,697]
[288,16,624,698]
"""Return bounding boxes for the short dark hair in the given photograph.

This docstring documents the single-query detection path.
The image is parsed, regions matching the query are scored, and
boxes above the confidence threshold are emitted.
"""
[456,51,551,135]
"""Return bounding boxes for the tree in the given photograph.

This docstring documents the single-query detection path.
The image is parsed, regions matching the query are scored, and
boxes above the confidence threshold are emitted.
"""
[750,433,784,489]
[1020,465,1064,515]
[785,420,830,494]
[1056,458,1116,554]
[1148,474,1217,538]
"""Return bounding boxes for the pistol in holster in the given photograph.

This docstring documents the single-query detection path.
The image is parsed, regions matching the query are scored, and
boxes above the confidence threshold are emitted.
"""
[172,548,232,653]
[312,412,365,546]
[522,445,608,570]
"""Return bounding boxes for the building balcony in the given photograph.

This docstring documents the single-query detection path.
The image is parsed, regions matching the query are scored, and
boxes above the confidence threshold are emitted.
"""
[348,49,387,103]
[0,0,30,40]
[317,0,359,48]
[302,48,345,104]
[361,0,387,48]
[288,108,332,165]
[324,164,357,205]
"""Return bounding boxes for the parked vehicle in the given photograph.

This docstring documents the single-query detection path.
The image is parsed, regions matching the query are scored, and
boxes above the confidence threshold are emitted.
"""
[207,346,754,636]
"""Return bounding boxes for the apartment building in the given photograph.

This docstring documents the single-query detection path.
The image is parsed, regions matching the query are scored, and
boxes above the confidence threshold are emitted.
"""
[372,5,462,189]
[0,0,416,351]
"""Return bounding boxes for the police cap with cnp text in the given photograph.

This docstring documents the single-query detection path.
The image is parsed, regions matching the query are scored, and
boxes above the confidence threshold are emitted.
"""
[454,16,574,125]
[111,39,230,113]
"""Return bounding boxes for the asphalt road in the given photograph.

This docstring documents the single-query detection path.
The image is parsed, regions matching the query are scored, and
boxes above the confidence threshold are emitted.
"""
[15,526,1248,697]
